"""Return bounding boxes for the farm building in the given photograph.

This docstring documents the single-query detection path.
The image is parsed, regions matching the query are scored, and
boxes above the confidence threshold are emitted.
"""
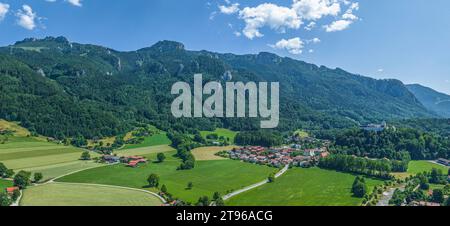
[102,155,121,164]
[6,187,19,195]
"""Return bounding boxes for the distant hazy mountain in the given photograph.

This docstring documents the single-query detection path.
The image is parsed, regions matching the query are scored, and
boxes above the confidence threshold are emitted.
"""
[0,37,435,138]
[407,84,450,118]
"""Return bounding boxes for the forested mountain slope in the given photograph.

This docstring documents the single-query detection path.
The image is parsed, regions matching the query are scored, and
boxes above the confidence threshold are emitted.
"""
[407,84,450,118]
[0,37,435,138]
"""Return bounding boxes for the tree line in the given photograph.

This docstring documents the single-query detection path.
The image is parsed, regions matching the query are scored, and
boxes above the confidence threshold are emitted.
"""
[318,154,407,179]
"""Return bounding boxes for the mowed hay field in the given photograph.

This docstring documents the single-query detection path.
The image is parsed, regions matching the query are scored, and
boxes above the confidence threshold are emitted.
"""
[0,136,101,180]
[227,168,385,206]
[57,154,276,203]
[21,183,163,206]
[392,161,449,179]
[192,146,238,161]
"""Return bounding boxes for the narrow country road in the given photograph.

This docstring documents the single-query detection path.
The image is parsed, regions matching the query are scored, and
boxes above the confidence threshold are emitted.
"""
[222,164,289,201]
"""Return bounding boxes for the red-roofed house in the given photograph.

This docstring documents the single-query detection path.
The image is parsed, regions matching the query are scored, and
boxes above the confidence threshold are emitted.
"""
[6,187,19,194]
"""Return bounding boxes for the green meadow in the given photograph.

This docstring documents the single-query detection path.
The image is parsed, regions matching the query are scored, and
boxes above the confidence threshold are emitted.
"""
[393,161,449,179]
[0,179,13,191]
[200,128,237,143]
[57,154,276,204]
[407,161,448,174]
[21,183,162,206]
[122,133,171,150]
[227,168,385,206]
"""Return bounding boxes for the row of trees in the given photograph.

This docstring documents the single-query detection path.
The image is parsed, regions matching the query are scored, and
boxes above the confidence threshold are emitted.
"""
[332,128,449,160]
[167,132,199,170]
[235,131,284,147]
[318,154,405,179]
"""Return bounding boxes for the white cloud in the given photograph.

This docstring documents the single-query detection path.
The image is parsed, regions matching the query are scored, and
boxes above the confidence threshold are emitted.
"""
[239,3,302,39]
[0,2,9,21]
[220,0,360,39]
[16,5,38,30]
[324,19,352,32]
[304,21,316,30]
[292,0,341,20]
[377,69,384,72]
[66,0,82,7]
[270,37,304,55]
[219,3,240,14]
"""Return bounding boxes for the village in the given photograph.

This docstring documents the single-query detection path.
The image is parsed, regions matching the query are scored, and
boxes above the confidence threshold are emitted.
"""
[221,144,330,168]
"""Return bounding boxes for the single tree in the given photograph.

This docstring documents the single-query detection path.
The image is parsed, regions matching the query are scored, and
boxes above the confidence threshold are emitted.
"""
[157,153,166,163]
[0,192,12,207]
[11,189,21,202]
[33,172,43,183]
[432,189,445,203]
[0,163,7,177]
[80,151,91,161]
[352,177,368,198]
[215,197,225,206]
[161,184,168,194]
[187,182,193,190]
[213,192,221,201]
[196,196,210,206]
[268,173,276,183]
[13,171,31,189]
[147,174,160,188]
[5,169,14,178]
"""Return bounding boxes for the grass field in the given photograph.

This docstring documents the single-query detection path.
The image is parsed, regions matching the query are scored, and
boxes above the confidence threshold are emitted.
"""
[191,146,238,161]
[392,161,449,179]
[0,136,99,170]
[0,136,101,181]
[0,179,13,191]
[57,155,276,203]
[115,145,174,158]
[122,133,171,150]
[200,128,237,143]
[20,161,103,181]
[227,168,384,206]
[20,183,163,206]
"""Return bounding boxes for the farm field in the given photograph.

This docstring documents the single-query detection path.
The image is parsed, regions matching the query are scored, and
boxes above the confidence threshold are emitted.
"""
[0,136,98,170]
[392,161,449,179]
[115,145,174,158]
[0,179,13,191]
[57,156,276,204]
[200,128,237,143]
[122,133,171,150]
[19,161,103,181]
[191,146,238,161]
[226,168,384,206]
[20,183,163,206]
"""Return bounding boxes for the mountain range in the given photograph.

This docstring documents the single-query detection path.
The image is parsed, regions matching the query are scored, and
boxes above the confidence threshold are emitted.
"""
[407,84,450,118]
[0,36,441,139]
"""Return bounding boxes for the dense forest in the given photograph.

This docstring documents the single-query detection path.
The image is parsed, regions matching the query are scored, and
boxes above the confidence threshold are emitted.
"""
[0,36,439,139]
[331,128,450,160]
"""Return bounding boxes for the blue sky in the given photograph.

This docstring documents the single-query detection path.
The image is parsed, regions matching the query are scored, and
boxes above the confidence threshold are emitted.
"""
[1,0,450,94]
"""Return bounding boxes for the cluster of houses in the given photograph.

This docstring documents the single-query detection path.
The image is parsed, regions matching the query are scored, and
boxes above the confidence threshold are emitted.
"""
[227,145,330,168]
[102,155,148,168]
